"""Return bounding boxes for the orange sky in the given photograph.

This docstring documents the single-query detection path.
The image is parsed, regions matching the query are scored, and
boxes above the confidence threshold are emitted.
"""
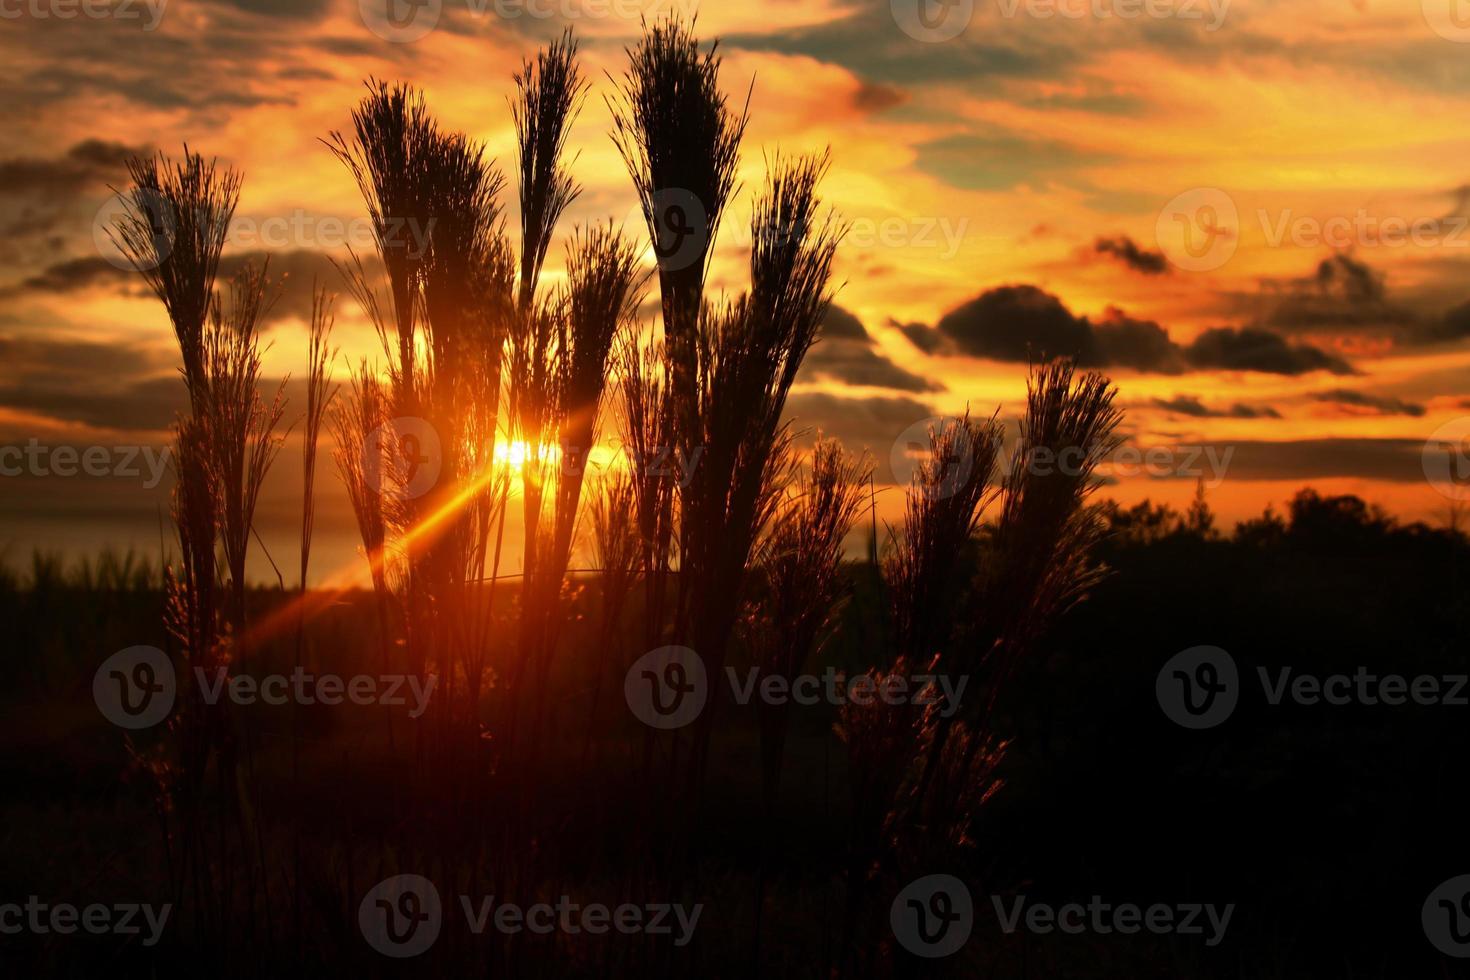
[2,0,1469,580]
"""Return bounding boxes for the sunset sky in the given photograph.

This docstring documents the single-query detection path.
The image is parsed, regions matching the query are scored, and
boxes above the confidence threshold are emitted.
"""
[3,0,1469,581]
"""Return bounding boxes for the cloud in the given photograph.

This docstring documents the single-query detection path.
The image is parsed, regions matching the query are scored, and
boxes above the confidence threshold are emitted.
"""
[0,376,184,432]
[0,139,153,267]
[1249,253,1470,347]
[801,306,944,393]
[1311,389,1426,417]
[7,256,137,296]
[1184,326,1355,376]
[9,249,359,326]
[1152,395,1281,419]
[1204,438,1426,483]
[0,139,149,198]
[0,335,180,432]
[782,391,935,458]
[1093,309,1186,373]
[1258,253,1412,334]
[932,284,1097,362]
[852,80,906,113]
[892,317,948,355]
[0,334,169,386]
[902,284,1350,376]
[1093,235,1168,275]
[822,305,869,341]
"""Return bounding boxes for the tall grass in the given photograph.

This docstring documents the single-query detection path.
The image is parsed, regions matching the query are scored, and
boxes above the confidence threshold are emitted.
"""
[98,20,1126,978]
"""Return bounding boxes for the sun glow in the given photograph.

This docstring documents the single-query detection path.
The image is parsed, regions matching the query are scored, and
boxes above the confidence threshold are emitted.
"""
[493,439,561,470]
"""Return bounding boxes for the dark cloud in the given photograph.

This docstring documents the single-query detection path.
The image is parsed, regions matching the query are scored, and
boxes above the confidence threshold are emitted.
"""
[803,306,944,393]
[9,249,358,327]
[1093,235,1168,275]
[1315,253,1382,302]
[219,250,358,326]
[0,334,169,388]
[0,140,153,268]
[0,139,149,198]
[727,12,1068,89]
[802,342,943,393]
[1421,300,1470,344]
[1184,327,1355,376]
[1152,395,1281,419]
[1093,309,1185,373]
[200,0,333,19]
[1247,252,1470,348]
[892,318,948,355]
[852,81,907,113]
[905,284,1350,376]
[1207,438,1425,483]
[1311,389,1426,417]
[0,376,184,432]
[822,305,869,341]
[1258,253,1412,334]
[0,334,180,432]
[915,131,1109,193]
[7,256,137,296]
[782,391,935,457]
[933,284,1097,362]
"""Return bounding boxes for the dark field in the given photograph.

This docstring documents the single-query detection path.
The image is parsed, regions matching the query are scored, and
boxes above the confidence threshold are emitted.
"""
[5,490,1469,977]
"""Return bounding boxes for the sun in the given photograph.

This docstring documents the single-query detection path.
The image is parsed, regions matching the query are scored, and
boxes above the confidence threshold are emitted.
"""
[493,440,561,470]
